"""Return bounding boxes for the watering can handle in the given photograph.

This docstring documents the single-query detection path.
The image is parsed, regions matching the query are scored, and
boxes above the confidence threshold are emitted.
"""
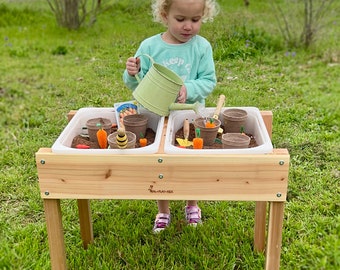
[134,54,155,83]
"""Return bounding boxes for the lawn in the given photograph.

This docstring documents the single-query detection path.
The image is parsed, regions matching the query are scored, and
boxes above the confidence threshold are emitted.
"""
[0,0,339,269]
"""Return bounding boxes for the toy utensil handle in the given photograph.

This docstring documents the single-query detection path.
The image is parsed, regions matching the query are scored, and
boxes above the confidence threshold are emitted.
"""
[134,54,155,83]
[183,119,190,140]
[213,94,225,119]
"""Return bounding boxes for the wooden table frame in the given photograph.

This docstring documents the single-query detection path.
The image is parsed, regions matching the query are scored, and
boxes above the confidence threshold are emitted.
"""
[36,110,289,270]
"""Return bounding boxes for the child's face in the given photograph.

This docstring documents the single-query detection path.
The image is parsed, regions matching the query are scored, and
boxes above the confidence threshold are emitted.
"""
[162,0,204,44]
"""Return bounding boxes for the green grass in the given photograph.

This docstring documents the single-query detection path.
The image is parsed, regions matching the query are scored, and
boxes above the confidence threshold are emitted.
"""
[0,0,339,269]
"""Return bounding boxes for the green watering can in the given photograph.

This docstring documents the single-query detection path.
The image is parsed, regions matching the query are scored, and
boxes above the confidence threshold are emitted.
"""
[132,54,205,116]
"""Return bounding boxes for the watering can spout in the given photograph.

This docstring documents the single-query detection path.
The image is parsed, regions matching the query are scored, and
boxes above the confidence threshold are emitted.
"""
[168,101,207,117]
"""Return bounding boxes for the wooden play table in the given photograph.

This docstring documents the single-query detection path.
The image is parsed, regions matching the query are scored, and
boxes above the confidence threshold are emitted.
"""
[36,110,289,270]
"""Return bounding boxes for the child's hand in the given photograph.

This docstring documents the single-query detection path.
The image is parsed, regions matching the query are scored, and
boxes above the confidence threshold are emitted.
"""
[177,86,187,103]
[126,57,141,76]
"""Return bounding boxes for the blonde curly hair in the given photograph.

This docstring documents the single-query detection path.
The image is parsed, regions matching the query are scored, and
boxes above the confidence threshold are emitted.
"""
[152,0,219,25]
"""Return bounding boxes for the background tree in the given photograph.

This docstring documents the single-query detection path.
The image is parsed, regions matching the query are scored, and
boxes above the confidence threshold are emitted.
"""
[46,0,102,29]
[272,0,337,49]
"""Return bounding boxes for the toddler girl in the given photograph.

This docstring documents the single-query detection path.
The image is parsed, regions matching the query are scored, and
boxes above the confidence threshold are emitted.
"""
[123,0,219,233]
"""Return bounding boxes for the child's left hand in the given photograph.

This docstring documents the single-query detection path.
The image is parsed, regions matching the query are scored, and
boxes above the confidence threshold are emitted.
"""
[177,86,187,103]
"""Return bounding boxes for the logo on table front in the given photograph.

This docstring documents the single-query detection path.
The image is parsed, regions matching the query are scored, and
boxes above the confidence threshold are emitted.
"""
[148,185,174,193]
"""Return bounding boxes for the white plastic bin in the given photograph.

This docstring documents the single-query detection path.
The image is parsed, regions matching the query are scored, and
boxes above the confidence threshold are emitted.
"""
[51,107,164,154]
[164,107,273,154]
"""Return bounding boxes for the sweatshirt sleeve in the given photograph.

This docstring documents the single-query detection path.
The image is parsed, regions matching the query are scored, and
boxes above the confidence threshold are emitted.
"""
[123,69,139,90]
[185,44,216,104]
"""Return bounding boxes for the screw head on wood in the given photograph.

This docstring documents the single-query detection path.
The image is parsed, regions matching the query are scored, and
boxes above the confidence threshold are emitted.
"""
[279,160,284,165]
[40,159,45,164]
[45,191,50,196]
[158,158,163,163]
[276,192,282,197]
[158,174,164,179]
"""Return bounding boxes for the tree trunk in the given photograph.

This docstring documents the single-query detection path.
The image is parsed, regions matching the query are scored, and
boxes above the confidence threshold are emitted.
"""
[62,0,80,30]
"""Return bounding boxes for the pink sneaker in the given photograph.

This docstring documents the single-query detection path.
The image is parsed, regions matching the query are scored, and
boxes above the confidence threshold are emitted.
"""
[185,206,202,227]
[153,213,171,233]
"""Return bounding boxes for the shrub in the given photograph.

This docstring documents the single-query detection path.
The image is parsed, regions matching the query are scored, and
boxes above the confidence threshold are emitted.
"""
[46,0,101,29]
[271,0,337,49]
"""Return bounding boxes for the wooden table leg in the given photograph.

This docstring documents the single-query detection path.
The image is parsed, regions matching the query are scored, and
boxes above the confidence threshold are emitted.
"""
[261,111,273,139]
[43,199,67,270]
[77,199,93,249]
[254,201,267,252]
[265,202,285,270]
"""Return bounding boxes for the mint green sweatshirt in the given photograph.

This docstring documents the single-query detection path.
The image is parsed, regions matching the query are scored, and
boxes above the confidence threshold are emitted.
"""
[123,34,216,104]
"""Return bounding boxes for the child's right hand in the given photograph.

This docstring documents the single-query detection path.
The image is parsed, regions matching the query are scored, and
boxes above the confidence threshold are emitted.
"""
[126,57,141,76]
